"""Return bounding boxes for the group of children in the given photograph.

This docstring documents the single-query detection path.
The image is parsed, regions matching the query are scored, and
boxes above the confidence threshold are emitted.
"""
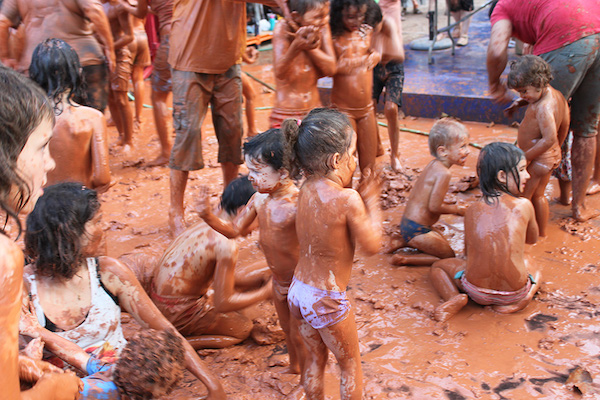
[0,0,579,399]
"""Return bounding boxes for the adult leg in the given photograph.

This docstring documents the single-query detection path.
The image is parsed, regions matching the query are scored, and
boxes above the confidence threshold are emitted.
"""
[319,310,363,400]
[571,135,597,221]
[131,64,145,130]
[147,89,172,167]
[587,126,600,195]
[430,258,468,322]
[169,169,189,237]
[384,100,402,172]
[241,73,258,137]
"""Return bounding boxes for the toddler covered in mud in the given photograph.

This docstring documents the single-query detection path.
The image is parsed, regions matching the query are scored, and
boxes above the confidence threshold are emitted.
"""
[29,39,112,193]
[197,128,304,374]
[270,0,336,128]
[284,108,382,399]
[505,55,570,237]
[330,0,381,176]
[387,117,469,266]
[429,142,541,322]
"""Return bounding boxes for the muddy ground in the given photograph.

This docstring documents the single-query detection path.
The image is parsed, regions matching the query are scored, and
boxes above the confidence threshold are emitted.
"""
[92,4,600,397]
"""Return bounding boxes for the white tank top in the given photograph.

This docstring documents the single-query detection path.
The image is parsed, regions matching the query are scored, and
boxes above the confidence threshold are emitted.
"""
[26,258,127,356]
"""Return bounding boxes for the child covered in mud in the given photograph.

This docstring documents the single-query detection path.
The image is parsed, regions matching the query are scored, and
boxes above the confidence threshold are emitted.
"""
[330,0,381,176]
[429,142,541,322]
[0,65,81,399]
[20,313,185,400]
[386,118,469,266]
[285,108,382,399]
[29,38,112,193]
[505,55,570,237]
[197,128,304,373]
[270,0,336,128]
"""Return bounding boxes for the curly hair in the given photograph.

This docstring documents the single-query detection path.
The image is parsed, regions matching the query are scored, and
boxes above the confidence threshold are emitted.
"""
[113,329,185,400]
[25,182,100,280]
[507,55,553,90]
[0,65,54,236]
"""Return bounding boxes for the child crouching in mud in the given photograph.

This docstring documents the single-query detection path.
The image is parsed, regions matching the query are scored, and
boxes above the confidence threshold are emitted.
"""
[429,142,541,323]
[284,108,382,399]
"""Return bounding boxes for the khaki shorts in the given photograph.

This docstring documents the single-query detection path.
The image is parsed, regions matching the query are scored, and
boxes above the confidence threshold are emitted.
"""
[110,47,132,92]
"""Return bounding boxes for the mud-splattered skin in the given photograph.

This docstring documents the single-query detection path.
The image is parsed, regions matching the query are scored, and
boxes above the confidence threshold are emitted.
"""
[0,0,115,72]
[272,3,336,112]
[47,97,111,192]
[102,0,133,51]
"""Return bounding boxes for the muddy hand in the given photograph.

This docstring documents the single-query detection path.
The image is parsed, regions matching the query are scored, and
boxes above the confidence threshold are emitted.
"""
[194,186,212,218]
[20,303,42,338]
[358,167,383,207]
[21,337,45,360]
[489,82,513,104]
[504,98,527,118]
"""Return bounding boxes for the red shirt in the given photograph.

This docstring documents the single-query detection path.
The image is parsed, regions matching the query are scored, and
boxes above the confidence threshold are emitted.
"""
[490,0,600,55]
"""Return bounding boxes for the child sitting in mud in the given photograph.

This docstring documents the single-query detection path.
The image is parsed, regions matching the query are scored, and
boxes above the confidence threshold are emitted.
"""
[29,39,111,192]
[505,55,570,237]
[429,142,541,322]
[330,0,381,176]
[197,128,304,374]
[386,118,469,266]
[270,0,336,128]
[285,108,382,399]
[20,313,185,400]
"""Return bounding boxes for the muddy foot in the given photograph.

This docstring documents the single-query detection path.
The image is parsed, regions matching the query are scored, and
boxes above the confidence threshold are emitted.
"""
[553,196,571,206]
[390,156,404,174]
[434,294,468,322]
[169,211,186,238]
[586,181,600,195]
[390,254,407,266]
[573,206,600,222]
[146,154,170,167]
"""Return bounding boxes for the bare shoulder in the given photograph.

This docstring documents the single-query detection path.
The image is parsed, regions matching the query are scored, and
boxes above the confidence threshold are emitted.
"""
[98,255,136,283]
[0,235,23,271]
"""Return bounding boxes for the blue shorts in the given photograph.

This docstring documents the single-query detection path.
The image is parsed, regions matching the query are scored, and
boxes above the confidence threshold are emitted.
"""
[287,277,350,330]
[399,217,431,243]
[81,357,119,399]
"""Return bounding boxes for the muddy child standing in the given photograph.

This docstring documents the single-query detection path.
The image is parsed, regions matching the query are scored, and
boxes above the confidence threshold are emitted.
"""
[270,0,337,128]
[505,55,570,237]
[330,0,381,177]
[387,118,468,266]
[285,108,382,399]
[429,142,541,322]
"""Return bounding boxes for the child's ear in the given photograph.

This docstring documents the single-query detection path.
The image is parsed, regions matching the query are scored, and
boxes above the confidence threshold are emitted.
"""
[437,145,448,158]
[497,170,507,184]
[327,152,342,169]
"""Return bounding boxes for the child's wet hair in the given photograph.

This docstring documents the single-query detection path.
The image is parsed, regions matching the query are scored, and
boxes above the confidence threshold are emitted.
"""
[220,175,256,216]
[289,0,329,15]
[428,117,469,157]
[282,107,353,177]
[29,38,83,115]
[330,0,370,36]
[507,55,553,89]
[0,65,54,235]
[113,329,185,400]
[477,142,525,203]
[243,128,286,171]
[365,0,382,28]
[25,182,100,280]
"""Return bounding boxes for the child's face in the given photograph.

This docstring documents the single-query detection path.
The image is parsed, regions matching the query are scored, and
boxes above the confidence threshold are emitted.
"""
[506,158,530,195]
[246,156,284,194]
[444,135,470,167]
[338,129,358,186]
[13,117,55,213]
[342,4,367,32]
[514,85,544,104]
[298,3,330,29]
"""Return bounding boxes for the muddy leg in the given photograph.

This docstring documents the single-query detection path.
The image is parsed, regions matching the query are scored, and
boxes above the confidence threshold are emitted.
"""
[430,258,468,322]
[169,169,188,237]
[587,127,600,195]
[384,100,403,173]
[147,90,172,167]
[572,135,599,221]
[298,318,328,399]
[186,311,253,349]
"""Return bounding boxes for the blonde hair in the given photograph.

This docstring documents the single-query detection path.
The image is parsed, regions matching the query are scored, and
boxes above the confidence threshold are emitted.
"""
[428,117,468,157]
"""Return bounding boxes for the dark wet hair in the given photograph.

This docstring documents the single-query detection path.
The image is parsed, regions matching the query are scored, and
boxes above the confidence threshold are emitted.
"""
[289,0,329,15]
[220,175,256,216]
[283,107,353,177]
[507,55,553,90]
[0,65,54,235]
[243,128,286,171]
[477,142,525,203]
[428,117,469,157]
[330,0,370,36]
[114,329,185,400]
[29,38,83,115]
[25,182,100,280]
[365,0,382,28]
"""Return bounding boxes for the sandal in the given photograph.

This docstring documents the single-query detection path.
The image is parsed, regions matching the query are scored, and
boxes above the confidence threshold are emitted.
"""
[457,35,469,46]
[414,7,422,14]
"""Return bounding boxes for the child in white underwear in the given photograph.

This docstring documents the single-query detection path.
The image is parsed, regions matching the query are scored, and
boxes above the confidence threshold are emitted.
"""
[283,108,382,399]
[429,142,542,323]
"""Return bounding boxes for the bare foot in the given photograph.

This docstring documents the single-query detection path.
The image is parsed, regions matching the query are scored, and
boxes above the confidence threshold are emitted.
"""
[133,119,142,133]
[146,154,170,167]
[553,196,571,206]
[573,206,600,222]
[434,294,468,322]
[169,211,186,237]
[280,365,301,375]
[586,181,600,195]
[390,254,407,266]
[390,156,404,174]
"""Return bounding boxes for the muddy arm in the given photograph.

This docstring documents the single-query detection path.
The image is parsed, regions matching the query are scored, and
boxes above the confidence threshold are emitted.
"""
[487,19,513,103]
[78,0,115,71]
[196,188,258,239]
[524,104,558,162]
[429,172,463,216]
[305,25,337,77]
[0,0,19,67]
[90,113,111,191]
